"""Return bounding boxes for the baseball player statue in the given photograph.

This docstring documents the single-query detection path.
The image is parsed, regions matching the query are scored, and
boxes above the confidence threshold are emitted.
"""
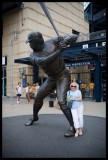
[25,31,78,137]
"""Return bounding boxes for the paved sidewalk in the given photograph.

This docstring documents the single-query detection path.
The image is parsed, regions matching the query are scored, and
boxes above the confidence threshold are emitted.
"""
[3,115,106,158]
[2,97,106,158]
[2,97,106,118]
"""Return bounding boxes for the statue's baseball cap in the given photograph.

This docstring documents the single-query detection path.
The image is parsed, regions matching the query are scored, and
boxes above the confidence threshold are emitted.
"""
[26,32,43,43]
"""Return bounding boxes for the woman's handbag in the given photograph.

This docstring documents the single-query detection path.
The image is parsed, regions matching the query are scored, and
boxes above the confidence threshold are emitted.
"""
[67,100,73,109]
[66,90,73,109]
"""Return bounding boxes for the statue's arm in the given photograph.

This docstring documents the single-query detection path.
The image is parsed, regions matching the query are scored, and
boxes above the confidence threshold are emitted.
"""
[34,50,61,65]
[29,55,35,65]
[40,51,61,64]
[41,41,62,63]
[29,39,61,65]
[63,34,78,46]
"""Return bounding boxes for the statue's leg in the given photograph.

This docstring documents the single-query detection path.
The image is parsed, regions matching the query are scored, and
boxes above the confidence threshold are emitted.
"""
[61,107,75,137]
[25,78,56,126]
[56,74,75,137]
[25,96,43,126]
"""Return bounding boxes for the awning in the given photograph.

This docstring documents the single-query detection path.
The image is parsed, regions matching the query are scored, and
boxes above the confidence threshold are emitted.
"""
[14,43,106,65]
[62,45,106,61]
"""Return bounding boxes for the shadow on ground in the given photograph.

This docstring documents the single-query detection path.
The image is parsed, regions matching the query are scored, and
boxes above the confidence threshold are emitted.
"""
[2,114,106,158]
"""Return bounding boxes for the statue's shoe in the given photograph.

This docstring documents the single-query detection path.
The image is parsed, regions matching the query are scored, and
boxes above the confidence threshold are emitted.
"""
[25,116,38,126]
[64,127,75,137]
[64,130,75,137]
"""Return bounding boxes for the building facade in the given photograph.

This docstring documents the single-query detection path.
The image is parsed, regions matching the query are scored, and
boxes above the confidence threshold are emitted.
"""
[2,2,89,97]
[84,2,106,101]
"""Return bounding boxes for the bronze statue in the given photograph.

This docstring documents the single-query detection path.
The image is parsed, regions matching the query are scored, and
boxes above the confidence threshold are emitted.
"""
[25,31,78,137]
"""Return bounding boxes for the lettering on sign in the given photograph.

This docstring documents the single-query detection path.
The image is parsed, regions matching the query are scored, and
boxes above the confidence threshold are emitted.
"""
[65,61,95,67]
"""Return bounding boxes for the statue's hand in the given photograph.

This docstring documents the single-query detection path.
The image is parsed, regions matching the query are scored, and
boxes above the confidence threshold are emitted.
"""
[58,36,66,49]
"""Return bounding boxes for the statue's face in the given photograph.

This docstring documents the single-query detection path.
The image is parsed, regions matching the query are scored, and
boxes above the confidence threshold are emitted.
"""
[29,40,36,50]
[29,39,44,52]
[26,32,44,52]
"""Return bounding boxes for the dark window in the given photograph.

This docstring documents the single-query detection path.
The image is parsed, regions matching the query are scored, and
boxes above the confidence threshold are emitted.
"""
[72,30,79,35]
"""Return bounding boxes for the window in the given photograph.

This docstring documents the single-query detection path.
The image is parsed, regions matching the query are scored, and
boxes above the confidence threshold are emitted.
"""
[72,30,80,35]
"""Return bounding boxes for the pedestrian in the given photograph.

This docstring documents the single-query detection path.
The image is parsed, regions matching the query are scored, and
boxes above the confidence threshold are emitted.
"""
[35,82,40,96]
[80,82,86,99]
[30,84,36,99]
[22,83,31,104]
[67,82,84,137]
[16,82,22,104]
[54,90,60,109]
[88,81,95,98]
[25,31,78,137]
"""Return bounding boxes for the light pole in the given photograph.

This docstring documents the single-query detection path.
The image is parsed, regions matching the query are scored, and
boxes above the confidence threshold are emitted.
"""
[9,39,14,105]
[9,30,20,105]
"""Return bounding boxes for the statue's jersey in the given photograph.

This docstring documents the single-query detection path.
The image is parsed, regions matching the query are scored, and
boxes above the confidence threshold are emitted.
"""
[41,55,68,77]
[29,52,69,77]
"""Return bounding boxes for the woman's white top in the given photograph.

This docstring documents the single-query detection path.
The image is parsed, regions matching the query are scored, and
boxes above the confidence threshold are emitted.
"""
[16,85,22,94]
[67,90,83,109]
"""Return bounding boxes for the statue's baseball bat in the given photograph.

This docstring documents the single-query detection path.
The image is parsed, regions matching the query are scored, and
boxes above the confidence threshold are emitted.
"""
[39,2,60,37]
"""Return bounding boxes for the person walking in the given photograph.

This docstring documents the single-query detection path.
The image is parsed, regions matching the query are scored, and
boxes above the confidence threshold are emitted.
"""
[16,82,22,104]
[67,82,84,137]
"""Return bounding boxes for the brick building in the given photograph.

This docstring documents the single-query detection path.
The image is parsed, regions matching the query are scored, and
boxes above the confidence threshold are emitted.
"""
[2,2,89,97]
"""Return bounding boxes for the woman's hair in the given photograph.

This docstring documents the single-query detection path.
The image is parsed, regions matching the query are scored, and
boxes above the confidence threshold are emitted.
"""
[70,82,78,89]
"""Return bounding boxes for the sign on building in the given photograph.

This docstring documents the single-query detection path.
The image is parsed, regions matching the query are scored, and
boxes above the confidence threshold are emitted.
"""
[65,61,95,67]
[22,77,27,88]
[2,56,7,65]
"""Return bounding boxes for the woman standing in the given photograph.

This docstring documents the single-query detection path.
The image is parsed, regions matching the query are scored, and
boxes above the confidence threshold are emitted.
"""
[67,82,84,137]
[23,83,31,104]
[16,82,22,104]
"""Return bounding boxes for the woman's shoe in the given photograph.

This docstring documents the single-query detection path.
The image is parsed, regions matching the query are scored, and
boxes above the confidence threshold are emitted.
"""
[79,128,83,136]
[75,132,79,137]
[78,131,83,136]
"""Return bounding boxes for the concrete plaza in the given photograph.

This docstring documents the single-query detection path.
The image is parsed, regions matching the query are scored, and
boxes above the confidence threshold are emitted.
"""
[2,97,106,158]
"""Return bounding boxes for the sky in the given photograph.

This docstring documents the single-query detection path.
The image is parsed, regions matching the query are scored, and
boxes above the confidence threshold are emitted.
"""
[84,2,90,10]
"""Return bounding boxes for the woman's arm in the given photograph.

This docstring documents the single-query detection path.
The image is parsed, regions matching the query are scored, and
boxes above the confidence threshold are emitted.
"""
[71,91,82,101]
[22,88,25,95]
[67,91,72,101]
[73,94,82,101]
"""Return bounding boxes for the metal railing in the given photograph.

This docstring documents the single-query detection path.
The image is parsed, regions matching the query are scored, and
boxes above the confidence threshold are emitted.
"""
[84,8,106,22]
[93,8,106,21]
[84,13,92,21]
[76,30,106,43]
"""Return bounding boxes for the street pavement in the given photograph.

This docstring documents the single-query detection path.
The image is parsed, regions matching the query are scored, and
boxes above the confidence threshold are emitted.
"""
[2,97,106,158]
[2,97,106,118]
